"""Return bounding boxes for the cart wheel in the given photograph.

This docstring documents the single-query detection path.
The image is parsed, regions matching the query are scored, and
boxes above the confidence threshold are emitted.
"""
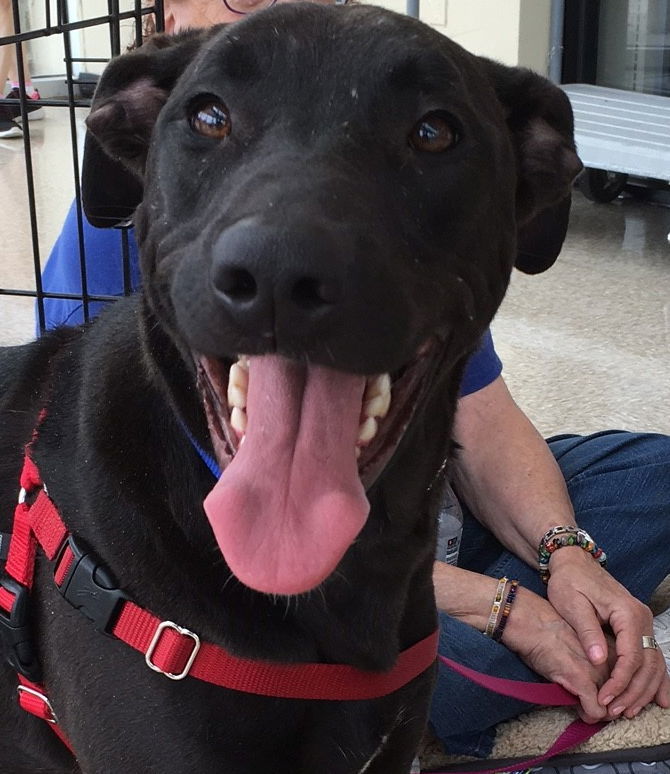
[577,168,628,203]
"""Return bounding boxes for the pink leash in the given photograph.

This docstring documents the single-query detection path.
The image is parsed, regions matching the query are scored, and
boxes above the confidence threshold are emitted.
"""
[424,654,607,774]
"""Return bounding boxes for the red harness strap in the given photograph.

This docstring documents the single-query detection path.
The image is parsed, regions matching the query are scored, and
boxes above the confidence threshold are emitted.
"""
[0,452,438,755]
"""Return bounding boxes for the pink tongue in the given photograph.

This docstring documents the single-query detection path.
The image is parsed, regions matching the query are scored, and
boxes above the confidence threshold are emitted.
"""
[204,355,369,595]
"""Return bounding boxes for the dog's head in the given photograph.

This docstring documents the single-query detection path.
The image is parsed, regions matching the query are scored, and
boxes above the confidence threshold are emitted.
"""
[85,4,580,595]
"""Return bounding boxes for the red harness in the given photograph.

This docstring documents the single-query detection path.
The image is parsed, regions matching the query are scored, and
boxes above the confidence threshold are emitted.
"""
[0,451,438,755]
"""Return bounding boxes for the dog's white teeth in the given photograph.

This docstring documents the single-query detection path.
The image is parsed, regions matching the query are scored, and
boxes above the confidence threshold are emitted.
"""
[355,446,361,459]
[231,360,250,383]
[227,362,249,409]
[365,373,391,401]
[356,374,391,449]
[357,416,378,445]
[363,393,391,420]
[362,373,391,420]
[230,406,248,437]
[226,361,389,451]
[228,384,247,410]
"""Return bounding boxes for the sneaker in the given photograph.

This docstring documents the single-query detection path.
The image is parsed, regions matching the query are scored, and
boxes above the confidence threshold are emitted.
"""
[3,87,45,121]
[0,105,22,138]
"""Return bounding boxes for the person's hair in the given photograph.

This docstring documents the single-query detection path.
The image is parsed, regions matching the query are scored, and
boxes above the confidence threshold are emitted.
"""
[124,1,158,51]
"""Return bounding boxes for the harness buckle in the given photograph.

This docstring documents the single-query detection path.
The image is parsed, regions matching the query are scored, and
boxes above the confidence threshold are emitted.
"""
[0,576,42,682]
[55,536,129,636]
[145,620,201,680]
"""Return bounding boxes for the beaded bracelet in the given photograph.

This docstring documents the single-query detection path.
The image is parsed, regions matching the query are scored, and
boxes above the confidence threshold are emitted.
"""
[484,576,508,637]
[538,525,607,583]
[491,579,519,642]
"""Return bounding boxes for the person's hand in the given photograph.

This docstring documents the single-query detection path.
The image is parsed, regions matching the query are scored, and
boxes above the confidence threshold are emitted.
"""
[547,546,670,720]
[500,584,612,722]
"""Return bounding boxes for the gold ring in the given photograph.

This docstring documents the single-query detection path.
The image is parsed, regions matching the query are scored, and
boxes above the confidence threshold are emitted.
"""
[642,635,659,650]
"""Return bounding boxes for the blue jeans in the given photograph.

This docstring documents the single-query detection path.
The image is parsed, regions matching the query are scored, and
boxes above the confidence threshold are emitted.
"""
[429,431,670,758]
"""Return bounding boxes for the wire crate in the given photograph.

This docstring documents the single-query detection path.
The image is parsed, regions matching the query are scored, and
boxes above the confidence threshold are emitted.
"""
[0,1,163,342]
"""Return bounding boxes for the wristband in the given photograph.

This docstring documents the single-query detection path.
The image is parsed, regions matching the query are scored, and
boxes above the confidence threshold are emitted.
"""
[484,576,508,637]
[538,525,607,583]
[491,579,519,642]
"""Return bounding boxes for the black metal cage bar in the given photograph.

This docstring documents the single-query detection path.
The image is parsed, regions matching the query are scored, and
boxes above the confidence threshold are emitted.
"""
[0,1,161,337]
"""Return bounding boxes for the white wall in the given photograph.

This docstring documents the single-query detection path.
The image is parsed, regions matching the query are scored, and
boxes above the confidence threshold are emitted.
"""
[21,1,63,79]
[23,0,553,80]
[517,0,552,75]
[24,0,140,80]
[375,0,553,74]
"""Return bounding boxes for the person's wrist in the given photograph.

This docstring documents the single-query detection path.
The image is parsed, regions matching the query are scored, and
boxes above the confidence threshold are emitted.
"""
[548,543,589,567]
[538,525,607,583]
[498,585,540,650]
[470,574,505,632]
[433,563,501,632]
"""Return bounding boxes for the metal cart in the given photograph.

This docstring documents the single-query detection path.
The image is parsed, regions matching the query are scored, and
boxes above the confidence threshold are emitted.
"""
[563,84,670,202]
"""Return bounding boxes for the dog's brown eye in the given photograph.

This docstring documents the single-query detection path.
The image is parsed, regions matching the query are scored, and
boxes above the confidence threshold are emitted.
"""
[409,113,458,152]
[190,100,231,140]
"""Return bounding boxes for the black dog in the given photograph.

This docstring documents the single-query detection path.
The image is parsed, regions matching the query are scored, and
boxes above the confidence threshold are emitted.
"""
[0,5,580,772]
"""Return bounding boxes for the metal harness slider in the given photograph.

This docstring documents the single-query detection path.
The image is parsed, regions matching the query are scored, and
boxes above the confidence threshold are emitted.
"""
[145,620,201,680]
[17,684,58,724]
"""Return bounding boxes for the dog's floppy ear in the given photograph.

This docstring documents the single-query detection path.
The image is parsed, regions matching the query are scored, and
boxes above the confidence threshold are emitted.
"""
[481,60,582,274]
[83,28,215,227]
[514,194,571,275]
[82,134,143,227]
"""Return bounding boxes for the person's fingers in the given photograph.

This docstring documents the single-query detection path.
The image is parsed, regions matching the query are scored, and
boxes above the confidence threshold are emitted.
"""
[596,627,641,707]
[554,589,608,666]
[548,661,606,721]
[546,553,668,718]
[503,587,607,720]
[599,601,656,709]
[576,704,608,724]
[655,671,670,709]
[601,647,665,719]
[573,686,608,722]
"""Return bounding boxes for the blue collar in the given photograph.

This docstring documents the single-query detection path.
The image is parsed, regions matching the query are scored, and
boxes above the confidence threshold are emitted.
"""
[180,420,222,479]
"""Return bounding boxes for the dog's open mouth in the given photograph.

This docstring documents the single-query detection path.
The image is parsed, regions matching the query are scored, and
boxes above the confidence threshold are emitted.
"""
[195,346,435,595]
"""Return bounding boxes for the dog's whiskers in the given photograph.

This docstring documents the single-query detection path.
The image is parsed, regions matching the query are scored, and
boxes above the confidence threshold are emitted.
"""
[333,739,356,765]
[395,704,421,730]
[314,584,328,609]
[284,595,294,618]
[220,571,239,594]
[330,567,352,589]
[426,455,449,493]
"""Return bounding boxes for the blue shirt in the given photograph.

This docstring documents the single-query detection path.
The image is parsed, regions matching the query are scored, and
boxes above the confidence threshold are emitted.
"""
[459,329,502,396]
[41,203,503,395]
[38,200,141,335]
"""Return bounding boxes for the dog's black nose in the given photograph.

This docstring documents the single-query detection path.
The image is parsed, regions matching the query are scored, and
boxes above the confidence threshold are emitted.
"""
[211,218,347,333]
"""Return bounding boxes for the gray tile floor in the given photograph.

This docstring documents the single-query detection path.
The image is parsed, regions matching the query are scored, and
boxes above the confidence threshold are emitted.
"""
[1,108,669,438]
[496,191,670,436]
